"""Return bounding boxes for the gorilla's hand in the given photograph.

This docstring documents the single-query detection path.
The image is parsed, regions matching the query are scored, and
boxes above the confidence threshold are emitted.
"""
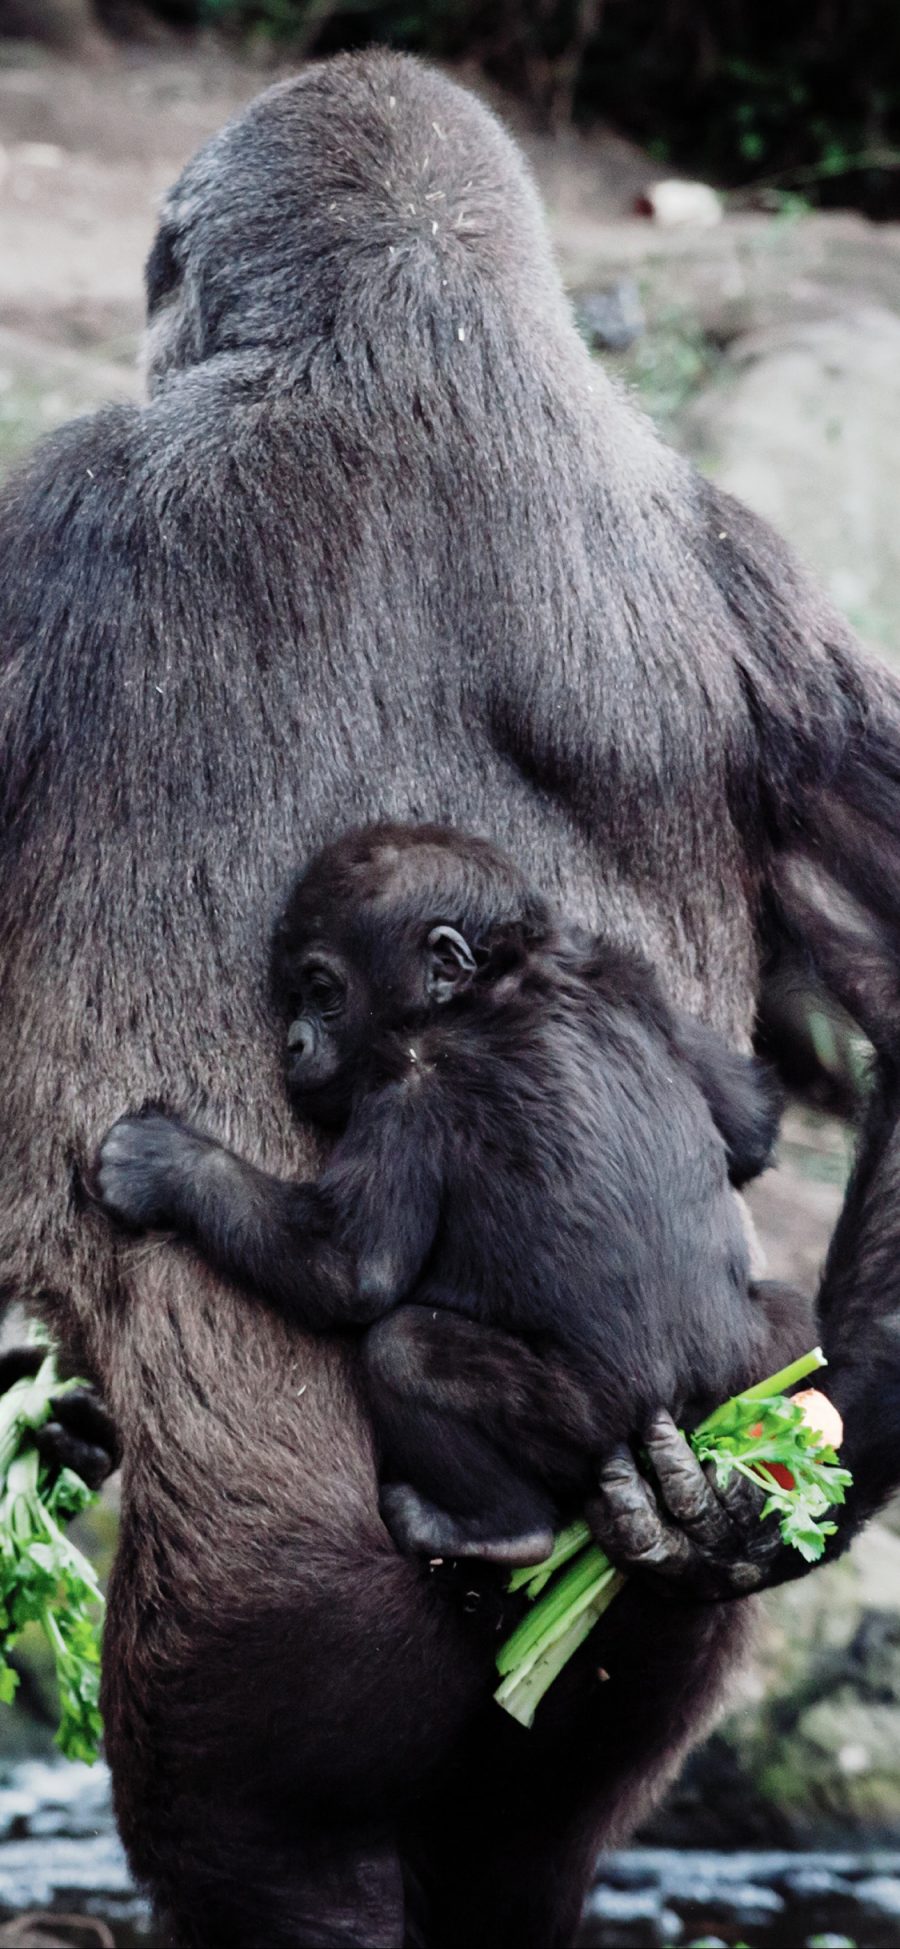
[586,1411,788,1598]
[0,1347,120,1491]
[92,1106,209,1232]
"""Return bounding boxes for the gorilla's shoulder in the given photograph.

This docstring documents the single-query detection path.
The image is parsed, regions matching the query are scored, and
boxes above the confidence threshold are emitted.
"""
[0,368,273,575]
[0,402,141,536]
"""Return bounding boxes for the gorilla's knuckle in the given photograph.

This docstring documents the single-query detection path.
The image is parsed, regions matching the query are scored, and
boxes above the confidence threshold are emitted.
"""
[637,1539,684,1572]
[597,1463,635,1499]
[603,1500,662,1557]
[724,1560,764,1593]
[668,1481,709,1525]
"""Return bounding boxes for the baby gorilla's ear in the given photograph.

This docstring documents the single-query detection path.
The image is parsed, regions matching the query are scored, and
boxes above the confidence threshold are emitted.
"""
[426,925,477,1004]
[671,1013,783,1187]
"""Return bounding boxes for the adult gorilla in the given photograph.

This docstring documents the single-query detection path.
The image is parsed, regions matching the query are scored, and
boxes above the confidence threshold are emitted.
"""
[3,51,900,1949]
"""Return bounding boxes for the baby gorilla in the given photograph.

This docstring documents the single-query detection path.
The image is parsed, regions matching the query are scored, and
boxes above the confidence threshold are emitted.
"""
[95,823,791,1564]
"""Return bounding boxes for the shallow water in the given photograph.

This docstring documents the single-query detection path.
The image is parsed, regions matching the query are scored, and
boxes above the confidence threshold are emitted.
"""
[0,1761,151,1944]
[585,1847,900,1944]
[1,1759,899,1946]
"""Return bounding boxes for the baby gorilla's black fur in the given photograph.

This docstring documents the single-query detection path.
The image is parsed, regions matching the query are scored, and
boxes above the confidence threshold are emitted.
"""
[96,822,792,1562]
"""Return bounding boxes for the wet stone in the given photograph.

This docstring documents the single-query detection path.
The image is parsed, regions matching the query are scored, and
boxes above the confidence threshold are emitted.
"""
[580,1886,682,1944]
[587,1848,900,1947]
[780,1867,854,1898]
[854,1872,900,1917]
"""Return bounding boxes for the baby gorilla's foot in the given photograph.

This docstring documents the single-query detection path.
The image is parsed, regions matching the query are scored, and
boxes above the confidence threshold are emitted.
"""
[379,1483,554,1566]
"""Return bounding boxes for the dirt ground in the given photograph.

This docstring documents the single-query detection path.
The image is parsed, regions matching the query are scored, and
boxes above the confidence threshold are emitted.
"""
[0,48,255,462]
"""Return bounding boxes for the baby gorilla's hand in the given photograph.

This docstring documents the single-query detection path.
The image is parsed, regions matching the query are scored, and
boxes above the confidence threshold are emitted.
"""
[92,1107,202,1232]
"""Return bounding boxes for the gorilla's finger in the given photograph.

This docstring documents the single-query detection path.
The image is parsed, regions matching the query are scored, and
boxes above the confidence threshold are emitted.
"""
[0,1346,44,1393]
[589,1436,782,1598]
[34,1421,116,1492]
[643,1412,735,1551]
[0,1358,119,1488]
[50,1387,121,1469]
[588,1445,696,1577]
[712,1459,770,1532]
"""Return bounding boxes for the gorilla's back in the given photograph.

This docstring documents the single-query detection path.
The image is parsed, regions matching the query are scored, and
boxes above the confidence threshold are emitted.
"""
[0,50,780,1905]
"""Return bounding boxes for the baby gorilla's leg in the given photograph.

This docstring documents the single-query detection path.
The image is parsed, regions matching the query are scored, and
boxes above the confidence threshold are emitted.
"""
[378,1458,556,1567]
[362,1308,591,1565]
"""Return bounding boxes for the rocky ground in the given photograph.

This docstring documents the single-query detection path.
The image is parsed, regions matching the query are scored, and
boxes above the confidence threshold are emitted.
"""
[2,39,900,1864]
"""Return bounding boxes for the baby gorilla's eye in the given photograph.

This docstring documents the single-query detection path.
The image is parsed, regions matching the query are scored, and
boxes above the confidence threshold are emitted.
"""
[304,967,346,1018]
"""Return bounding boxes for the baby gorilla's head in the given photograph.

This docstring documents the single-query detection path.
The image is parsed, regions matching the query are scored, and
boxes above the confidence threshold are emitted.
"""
[270,821,780,1209]
[270,821,555,1124]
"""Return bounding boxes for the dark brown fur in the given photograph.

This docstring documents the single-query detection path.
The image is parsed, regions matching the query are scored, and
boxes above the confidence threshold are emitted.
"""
[3,51,900,1948]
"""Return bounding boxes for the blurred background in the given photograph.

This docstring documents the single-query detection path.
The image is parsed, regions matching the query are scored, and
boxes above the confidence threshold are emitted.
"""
[1,5,900,1946]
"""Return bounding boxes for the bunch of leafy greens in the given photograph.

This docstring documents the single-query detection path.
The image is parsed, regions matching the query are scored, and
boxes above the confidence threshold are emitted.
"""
[495,1349,851,1729]
[0,1344,104,1762]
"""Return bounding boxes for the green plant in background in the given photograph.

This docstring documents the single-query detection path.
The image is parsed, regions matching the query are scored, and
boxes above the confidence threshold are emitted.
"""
[617,310,724,437]
[200,0,462,56]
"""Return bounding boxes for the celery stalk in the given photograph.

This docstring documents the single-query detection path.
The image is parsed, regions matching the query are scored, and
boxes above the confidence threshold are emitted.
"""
[699,1347,825,1435]
[494,1345,833,1728]
[496,1567,625,1728]
[507,1519,592,1599]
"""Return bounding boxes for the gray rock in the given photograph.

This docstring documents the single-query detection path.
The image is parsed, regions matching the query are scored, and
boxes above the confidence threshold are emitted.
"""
[681,307,900,663]
[573,280,645,351]
[647,1524,900,1847]
[783,1866,854,1898]
[581,1883,681,1945]
[0,1831,132,1912]
[554,208,900,352]
[0,1761,112,1841]
[854,1874,900,1918]
[0,1762,152,1941]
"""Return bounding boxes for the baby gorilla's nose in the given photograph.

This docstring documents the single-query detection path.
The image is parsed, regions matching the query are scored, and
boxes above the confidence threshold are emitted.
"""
[287,1018,314,1056]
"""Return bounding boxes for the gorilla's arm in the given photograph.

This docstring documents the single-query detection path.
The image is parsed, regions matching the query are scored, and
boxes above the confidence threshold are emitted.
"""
[95,1107,359,1323]
[588,828,900,1597]
[771,828,900,1529]
[574,489,900,1596]
[93,1094,442,1330]
[588,1062,900,1595]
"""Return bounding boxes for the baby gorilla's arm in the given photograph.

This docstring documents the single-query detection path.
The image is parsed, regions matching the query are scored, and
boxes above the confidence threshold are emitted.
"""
[94,1091,443,1332]
[93,1108,365,1327]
